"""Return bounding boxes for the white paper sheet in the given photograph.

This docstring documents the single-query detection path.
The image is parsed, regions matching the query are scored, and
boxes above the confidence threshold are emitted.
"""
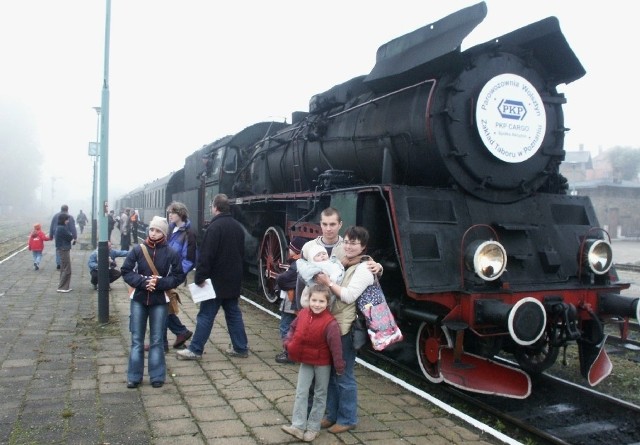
[188,279,216,303]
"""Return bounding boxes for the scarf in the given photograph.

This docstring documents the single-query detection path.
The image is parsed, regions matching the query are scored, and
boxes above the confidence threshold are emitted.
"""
[144,236,166,248]
[341,254,366,269]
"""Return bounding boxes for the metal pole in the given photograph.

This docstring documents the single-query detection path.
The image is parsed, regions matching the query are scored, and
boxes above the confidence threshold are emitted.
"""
[97,0,112,324]
[91,107,101,249]
[91,159,97,248]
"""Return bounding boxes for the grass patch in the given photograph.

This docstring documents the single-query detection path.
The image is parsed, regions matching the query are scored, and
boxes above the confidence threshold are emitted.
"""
[76,316,121,338]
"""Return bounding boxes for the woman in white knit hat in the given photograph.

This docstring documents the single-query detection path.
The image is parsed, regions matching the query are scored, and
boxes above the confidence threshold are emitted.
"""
[121,216,186,389]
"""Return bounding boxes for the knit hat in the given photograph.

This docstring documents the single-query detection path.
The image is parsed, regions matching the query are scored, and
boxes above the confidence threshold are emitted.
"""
[307,243,327,261]
[33,223,41,231]
[288,237,306,255]
[149,216,168,238]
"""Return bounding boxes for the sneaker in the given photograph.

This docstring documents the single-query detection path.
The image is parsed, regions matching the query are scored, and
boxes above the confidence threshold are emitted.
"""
[275,350,295,364]
[34,263,39,271]
[281,425,304,440]
[303,430,319,442]
[225,346,248,358]
[176,349,202,360]
[173,330,193,348]
[56,289,72,293]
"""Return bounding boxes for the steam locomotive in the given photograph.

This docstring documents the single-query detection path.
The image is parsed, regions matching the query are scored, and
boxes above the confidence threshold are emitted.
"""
[116,2,640,398]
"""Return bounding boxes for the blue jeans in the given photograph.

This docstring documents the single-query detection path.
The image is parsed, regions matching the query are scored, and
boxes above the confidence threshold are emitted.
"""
[32,251,43,266]
[188,297,248,356]
[325,333,357,426]
[127,300,167,383]
[164,313,189,348]
[279,312,296,340]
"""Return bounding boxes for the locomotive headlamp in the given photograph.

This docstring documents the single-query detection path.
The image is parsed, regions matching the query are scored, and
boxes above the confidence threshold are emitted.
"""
[583,239,613,275]
[465,240,507,281]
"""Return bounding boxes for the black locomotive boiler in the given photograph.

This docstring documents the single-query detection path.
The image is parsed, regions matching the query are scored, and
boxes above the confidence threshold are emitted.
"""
[116,2,639,398]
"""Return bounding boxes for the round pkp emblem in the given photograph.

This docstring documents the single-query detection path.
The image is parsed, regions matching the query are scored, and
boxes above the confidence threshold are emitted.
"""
[476,73,546,163]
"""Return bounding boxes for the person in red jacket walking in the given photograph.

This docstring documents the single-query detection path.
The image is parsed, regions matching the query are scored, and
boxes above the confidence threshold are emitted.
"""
[27,223,51,270]
[281,284,345,442]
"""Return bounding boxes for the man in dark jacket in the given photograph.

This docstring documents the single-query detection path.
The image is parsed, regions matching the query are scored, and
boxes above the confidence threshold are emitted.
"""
[176,193,249,360]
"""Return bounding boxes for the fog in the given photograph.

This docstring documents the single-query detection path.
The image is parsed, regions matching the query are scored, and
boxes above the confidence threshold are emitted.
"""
[2,0,640,218]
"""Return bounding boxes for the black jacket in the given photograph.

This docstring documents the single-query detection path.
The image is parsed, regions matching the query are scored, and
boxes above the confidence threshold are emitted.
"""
[55,224,74,250]
[276,260,298,291]
[121,240,185,306]
[194,213,244,299]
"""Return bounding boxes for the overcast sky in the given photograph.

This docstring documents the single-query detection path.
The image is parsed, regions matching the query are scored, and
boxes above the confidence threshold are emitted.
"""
[1,0,636,209]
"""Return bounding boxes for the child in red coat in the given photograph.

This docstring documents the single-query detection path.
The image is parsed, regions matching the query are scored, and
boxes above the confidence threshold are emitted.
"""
[27,223,51,270]
[281,284,345,442]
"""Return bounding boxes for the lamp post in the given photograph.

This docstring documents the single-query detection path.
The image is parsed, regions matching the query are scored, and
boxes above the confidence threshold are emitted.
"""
[91,106,101,249]
[97,0,112,324]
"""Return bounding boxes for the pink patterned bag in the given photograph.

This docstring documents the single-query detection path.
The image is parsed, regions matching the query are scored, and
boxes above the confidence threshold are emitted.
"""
[357,282,403,351]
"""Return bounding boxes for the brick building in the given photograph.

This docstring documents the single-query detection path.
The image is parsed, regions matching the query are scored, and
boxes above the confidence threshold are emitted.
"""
[561,147,640,239]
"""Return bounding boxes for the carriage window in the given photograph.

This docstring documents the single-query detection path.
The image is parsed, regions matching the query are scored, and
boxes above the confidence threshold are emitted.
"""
[223,147,238,173]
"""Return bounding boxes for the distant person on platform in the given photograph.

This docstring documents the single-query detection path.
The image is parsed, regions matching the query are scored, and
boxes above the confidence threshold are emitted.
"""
[49,205,77,270]
[55,213,75,293]
[107,210,116,242]
[119,208,131,251]
[27,223,51,271]
[76,210,88,234]
[87,241,129,290]
[130,209,139,244]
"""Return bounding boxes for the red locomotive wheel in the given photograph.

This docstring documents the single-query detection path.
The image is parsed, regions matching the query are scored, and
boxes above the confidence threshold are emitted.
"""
[416,321,450,383]
[258,226,288,304]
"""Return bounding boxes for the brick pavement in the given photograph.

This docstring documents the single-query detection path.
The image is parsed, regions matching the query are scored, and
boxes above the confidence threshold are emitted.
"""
[0,231,505,445]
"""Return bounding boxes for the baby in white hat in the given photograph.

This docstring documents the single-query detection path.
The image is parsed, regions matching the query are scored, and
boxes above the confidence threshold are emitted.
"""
[297,244,344,307]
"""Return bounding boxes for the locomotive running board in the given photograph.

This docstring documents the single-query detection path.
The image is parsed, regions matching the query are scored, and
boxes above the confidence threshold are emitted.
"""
[439,349,531,399]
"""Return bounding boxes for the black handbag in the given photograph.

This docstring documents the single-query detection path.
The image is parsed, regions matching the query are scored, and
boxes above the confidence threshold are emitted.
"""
[351,311,368,351]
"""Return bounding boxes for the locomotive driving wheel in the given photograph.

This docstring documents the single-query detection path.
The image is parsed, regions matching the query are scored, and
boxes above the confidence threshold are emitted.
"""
[416,320,450,383]
[513,331,560,374]
[258,226,288,304]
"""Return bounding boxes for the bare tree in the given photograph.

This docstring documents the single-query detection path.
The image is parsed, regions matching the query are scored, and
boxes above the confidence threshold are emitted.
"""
[608,146,640,181]
[0,98,42,212]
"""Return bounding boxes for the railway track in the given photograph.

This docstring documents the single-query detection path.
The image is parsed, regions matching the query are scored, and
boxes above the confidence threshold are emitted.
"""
[615,263,640,273]
[358,347,640,445]
[0,218,39,260]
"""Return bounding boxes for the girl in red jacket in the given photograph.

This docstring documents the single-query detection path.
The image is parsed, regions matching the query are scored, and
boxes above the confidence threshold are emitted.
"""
[27,223,51,270]
[281,284,345,442]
